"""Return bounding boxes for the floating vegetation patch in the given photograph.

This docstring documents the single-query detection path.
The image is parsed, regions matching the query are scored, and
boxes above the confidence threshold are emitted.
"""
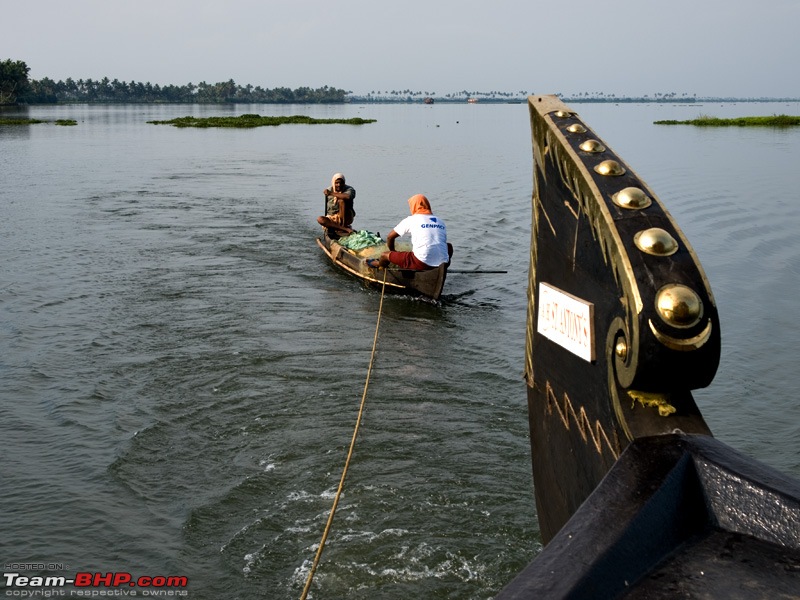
[147,114,377,128]
[0,118,47,125]
[654,114,800,127]
[0,118,77,126]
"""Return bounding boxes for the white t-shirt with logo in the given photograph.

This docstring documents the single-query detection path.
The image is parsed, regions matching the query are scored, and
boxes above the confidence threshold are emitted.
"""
[393,214,449,267]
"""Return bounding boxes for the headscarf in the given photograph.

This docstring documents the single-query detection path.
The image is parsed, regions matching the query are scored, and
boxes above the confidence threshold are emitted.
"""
[408,194,432,215]
[331,173,346,187]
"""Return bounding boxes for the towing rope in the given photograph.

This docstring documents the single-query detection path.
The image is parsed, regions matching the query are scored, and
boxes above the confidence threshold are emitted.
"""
[300,268,388,600]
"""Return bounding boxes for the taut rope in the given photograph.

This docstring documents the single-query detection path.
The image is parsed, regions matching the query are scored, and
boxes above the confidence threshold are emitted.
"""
[300,269,388,600]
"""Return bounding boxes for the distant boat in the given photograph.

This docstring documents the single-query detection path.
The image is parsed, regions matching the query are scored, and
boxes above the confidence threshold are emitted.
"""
[467,98,478,104]
[423,97,434,104]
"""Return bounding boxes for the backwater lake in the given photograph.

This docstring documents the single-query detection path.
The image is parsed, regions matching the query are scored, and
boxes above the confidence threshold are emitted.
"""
[1,100,799,599]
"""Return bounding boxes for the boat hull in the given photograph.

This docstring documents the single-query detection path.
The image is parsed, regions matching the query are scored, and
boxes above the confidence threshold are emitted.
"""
[316,231,448,301]
[498,433,800,598]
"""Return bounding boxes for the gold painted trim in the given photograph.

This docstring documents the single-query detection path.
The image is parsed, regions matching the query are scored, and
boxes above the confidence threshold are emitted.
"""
[648,318,713,351]
[627,390,677,417]
[544,382,620,459]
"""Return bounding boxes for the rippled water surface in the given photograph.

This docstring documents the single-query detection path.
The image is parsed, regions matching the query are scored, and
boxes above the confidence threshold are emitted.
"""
[1,101,799,598]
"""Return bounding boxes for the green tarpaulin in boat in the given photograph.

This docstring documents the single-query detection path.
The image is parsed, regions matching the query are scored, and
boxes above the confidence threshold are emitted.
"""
[337,230,384,250]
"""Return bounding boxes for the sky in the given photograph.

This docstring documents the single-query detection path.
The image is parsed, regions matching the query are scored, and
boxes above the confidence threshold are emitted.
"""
[4,0,799,98]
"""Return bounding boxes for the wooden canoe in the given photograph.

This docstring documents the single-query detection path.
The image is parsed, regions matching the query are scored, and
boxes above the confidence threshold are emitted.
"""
[316,230,448,301]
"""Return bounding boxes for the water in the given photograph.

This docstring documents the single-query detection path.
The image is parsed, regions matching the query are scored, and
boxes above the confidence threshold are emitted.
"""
[2,100,799,599]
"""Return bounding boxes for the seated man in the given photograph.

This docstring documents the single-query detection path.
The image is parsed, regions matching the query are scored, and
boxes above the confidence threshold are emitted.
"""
[317,173,356,235]
[367,194,452,270]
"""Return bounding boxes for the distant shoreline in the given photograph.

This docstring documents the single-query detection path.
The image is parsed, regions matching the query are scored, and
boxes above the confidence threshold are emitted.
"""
[3,60,799,106]
[4,61,798,106]
[5,96,800,107]
[351,96,800,104]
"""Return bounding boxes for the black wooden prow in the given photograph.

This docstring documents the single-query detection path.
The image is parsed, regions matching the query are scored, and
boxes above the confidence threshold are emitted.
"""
[524,95,721,541]
[498,95,800,599]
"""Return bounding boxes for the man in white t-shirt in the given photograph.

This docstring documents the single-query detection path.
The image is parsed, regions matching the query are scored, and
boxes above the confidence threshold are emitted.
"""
[367,194,452,270]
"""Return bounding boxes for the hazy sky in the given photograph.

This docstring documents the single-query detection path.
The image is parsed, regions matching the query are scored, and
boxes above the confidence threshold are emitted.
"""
[5,0,799,97]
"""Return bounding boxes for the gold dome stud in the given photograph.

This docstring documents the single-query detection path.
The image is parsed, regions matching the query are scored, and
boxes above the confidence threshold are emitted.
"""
[579,139,606,153]
[634,228,678,256]
[554,110,573,118]
[566,124,587,133]
[612,186,652,209]
[594,160,625,176]
[615,339,628,361]
[655,284,703,329]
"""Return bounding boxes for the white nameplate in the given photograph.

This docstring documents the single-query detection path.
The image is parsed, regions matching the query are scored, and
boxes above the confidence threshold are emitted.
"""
[537,282,595,362]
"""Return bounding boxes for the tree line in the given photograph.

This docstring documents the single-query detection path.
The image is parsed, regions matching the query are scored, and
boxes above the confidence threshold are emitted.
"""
[1,59,349,105]
[5,59,794,107]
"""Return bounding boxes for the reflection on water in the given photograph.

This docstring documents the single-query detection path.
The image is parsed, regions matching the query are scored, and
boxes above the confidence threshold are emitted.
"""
[1,101,799,598]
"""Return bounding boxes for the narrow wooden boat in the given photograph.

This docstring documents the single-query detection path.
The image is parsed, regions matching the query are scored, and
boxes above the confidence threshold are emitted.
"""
[316,229,448,301]
[496,96,800,598]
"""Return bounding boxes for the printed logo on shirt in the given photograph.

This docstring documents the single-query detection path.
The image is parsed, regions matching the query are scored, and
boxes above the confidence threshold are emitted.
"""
[421,217,445,230]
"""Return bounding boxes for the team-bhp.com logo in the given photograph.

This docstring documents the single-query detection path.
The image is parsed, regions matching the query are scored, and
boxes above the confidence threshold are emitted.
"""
[3,571,189,596]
